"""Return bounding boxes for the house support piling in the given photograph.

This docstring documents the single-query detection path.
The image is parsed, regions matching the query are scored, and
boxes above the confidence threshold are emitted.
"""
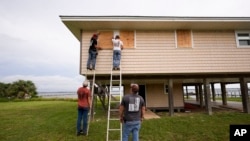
[199,84,203,108]
[168,79,174,116]
[221,82,227,106]
[240,77,250,114]
[203,78,212,115]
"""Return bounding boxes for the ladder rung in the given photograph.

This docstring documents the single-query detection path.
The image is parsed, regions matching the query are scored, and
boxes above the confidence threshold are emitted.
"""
[110,109,119,112]
[110,93,121,95]
[110,100,120,103]
[109,118,119,120]
[108,129,121,131]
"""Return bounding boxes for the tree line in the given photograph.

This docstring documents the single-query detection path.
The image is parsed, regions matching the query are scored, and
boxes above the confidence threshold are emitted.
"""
[0,80,37,99]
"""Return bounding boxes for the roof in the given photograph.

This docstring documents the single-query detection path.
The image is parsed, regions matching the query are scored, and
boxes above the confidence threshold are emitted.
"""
[60,16,250,41]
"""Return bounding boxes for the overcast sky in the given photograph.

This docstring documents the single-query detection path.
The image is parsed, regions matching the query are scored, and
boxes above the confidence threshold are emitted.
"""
[0,0,249,92]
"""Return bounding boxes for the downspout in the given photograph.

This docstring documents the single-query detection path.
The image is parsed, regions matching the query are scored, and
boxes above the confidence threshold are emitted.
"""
[79,29,83,75]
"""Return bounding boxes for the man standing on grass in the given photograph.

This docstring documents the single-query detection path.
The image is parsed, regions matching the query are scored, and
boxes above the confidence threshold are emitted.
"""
[119,83,146,141]
[76,81,91,136]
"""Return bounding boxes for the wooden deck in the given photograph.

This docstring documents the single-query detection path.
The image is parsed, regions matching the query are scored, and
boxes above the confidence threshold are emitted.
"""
[144,109,160,120]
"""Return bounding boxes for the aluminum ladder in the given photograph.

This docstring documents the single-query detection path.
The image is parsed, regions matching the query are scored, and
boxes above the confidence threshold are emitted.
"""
[86,69,96,136]
[106,66,123,141]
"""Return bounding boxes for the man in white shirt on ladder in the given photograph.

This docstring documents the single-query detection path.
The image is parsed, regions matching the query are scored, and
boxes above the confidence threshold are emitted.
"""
[112,35,124,70]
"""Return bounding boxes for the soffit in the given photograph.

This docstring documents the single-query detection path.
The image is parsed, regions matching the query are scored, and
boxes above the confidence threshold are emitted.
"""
[60,16,250,41]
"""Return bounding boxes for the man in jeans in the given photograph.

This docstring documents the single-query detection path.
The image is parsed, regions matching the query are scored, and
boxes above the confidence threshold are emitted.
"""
[76,81,91,136]
[112,35,123,70]
[87,33,101,70]
[119,83,146,141]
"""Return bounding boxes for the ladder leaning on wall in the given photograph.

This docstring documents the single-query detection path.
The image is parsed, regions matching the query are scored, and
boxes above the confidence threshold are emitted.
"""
[86,69,96,136]
[106,66,123,141]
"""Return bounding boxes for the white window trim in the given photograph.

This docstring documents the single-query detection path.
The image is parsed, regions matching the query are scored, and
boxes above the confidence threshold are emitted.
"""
[235,30,250,48]
[164,83,168,94]
[134,30,137,49]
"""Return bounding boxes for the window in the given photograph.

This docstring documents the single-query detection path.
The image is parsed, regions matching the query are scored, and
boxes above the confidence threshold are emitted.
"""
[164,84,168,94]
[235,31,250,47]
[176,29,193,48]
[97,30,135,49]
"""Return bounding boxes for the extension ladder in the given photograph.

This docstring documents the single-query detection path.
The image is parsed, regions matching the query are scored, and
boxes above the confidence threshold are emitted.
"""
[106,66,123,141]
[86,69,96,136]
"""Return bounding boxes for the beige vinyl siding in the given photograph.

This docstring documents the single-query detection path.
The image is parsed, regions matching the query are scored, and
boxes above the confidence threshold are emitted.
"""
[80,30,250,75]
[121,83,183,108]
[173,82,184,107]
[146,83,184,108]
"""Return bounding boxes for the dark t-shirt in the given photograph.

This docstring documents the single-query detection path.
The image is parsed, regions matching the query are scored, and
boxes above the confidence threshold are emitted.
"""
[121,94,145,121]
[89,37,97,52]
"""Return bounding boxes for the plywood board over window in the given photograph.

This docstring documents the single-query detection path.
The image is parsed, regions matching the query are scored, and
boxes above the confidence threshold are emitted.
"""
[120,31,135,48]
[97,31,113,49]
[98,30,135,49]
[176,30,192,48]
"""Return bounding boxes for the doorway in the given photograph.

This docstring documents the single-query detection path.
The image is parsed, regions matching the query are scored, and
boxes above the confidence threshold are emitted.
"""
[139,85,146,104]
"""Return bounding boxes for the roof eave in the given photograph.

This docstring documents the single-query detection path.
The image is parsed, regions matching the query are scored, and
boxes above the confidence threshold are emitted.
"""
[60,16,250,41]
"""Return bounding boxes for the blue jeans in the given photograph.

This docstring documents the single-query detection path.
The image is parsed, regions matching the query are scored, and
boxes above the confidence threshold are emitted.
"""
[76,107,89,133]
[113,50,121,68]
[122,121,141,141]
[87,50,97,69]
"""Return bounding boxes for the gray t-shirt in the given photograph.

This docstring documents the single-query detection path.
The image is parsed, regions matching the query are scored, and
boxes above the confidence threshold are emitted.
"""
[121,94,145,121]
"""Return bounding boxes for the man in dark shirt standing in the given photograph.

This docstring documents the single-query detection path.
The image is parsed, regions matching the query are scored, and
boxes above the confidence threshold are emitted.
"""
[87,33,101,70]
[119,83,146,141]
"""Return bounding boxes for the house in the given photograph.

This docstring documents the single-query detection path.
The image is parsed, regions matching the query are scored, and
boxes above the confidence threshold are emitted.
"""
[60,16,250,115]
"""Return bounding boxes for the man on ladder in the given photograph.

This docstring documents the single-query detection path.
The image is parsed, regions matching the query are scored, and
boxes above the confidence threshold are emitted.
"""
[106,34,124,141]
[112,35,123,70]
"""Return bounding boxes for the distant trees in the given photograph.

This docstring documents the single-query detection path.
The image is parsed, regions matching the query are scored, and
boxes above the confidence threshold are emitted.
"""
[0,80,37,99]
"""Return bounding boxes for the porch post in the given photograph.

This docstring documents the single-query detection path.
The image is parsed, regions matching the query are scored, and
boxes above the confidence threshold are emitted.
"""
[199,83,203,108]
[220,82,227,106]
[211,83,216,101]
[185,85,189,99]
[203,78,212,115]
[240,77,250,114]
[195,84,199,102]
[168,79,174,116]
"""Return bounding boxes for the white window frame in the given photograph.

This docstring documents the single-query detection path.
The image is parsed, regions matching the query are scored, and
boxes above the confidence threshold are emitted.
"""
[235,30,250,48]
[164,83,168,94]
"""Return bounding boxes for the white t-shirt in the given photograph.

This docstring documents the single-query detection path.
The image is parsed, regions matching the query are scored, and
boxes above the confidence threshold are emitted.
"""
[112,39,123,51]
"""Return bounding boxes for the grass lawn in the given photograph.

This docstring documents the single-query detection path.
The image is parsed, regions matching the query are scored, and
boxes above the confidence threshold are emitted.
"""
[0,99,250,141]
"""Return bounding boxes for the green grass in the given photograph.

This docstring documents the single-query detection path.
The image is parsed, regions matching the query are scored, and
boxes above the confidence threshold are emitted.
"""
[0,99,250,141]
[185,96,243,102]
[215,97,242,102]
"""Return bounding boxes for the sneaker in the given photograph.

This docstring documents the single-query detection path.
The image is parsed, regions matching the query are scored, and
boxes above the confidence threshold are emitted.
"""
[117,67,120,70]
[87,67,92,70]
